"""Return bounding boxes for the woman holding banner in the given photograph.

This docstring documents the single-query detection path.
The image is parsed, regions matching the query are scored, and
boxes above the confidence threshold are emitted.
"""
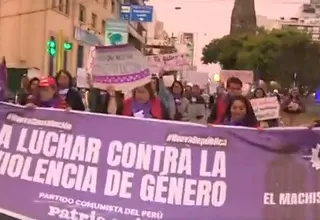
[251,87,280,128]
[221,95,258,127]
[55,70,85,111]
[122,82,170,120]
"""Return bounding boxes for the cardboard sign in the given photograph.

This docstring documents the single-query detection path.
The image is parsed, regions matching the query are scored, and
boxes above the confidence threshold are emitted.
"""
[250,96,280,121]
[86,45,150,92]
[76,68,89,88]
[220,70,253,84]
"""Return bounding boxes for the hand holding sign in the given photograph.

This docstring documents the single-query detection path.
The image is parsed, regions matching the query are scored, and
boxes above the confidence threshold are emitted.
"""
[86,45,151,93]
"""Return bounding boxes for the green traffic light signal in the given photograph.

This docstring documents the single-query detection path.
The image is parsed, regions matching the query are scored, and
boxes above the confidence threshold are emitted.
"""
[64,41,72,51]
[47,40,56,56]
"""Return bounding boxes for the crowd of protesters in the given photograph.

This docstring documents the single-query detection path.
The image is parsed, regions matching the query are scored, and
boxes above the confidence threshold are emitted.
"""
[9,69,313,128]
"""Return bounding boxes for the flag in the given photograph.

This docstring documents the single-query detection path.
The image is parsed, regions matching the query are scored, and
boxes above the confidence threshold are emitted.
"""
[0,57,8,101]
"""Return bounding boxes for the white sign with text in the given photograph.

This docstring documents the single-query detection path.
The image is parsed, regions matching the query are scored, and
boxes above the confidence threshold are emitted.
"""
[250,97,280,121]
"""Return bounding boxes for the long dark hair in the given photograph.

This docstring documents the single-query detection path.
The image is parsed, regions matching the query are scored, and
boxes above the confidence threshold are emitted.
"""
[55,69,73,88]
[151,75,160,93]
[253,87,266,98]
[170,80,184,96]
[223,95,258,127]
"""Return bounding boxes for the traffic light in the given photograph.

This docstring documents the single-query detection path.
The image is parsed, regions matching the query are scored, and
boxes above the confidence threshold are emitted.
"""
[63,41,72,51]
[47,40,56,56]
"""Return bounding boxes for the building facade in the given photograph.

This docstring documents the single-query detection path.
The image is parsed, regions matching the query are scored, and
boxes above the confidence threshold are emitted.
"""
[0,0,121,75]
[278,17,320,41]
[256,15,280,30]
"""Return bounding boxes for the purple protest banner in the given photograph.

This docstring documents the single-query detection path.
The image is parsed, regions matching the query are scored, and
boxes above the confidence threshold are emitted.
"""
[0,102,320,220]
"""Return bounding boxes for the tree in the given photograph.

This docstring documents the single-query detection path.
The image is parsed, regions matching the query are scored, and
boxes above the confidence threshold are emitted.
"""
[202,28,320,87]
[230,0,257,34]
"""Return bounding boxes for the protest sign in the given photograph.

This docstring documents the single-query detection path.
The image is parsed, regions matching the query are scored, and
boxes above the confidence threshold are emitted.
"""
[76,68,89,88]
[0,102,320,220]
[86,45,150,93]
[147,53,190,74]
[220,70,253,84]
[251,96,280,121]
[183,70,209,88]
[27,68,42,80]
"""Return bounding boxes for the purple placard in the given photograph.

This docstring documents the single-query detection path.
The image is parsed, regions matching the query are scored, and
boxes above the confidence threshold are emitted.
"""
[0,102,319,220]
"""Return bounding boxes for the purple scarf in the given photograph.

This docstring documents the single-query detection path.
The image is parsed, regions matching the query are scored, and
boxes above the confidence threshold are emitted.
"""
[132,100,153,118]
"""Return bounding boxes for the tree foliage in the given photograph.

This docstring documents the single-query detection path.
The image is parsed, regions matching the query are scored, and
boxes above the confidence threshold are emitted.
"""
[202,28,320,87]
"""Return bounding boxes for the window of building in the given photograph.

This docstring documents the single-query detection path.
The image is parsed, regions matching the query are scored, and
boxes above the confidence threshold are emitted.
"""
[313,27,320,33]
[101,20,106,35]
[79,5,86,22]
[49,36,56,76]
[65,0,70,15]
[111,0,115,13]
[77,45,84,68]
[58,0,63,12]
[91,13,97,29]
[52,0,57,8]
[103,0,108,8]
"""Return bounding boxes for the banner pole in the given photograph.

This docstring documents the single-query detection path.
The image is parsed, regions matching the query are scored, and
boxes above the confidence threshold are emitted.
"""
[56,30,64,72]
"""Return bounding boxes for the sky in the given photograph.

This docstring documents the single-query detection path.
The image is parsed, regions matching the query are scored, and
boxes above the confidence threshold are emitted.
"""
[148,0,309,73]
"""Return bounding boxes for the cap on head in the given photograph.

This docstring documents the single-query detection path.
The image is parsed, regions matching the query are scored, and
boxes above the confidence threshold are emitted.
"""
[39,77,55,87]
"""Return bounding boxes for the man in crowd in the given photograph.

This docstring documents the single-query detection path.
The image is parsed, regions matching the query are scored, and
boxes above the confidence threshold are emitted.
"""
[207,77,243,124]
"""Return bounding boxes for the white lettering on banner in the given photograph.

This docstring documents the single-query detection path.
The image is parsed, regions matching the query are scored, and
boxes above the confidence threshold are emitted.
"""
[263,192,320,205]
[0,124,102,193]
[107,140,192,175]
[0,152,97,192]
[104,170,134,198]
[48,206,106,220]
[6,113,72,130]
[16,128,101,163]
[200,150,226,177]
[0,124,12,149]
[140,175,226,207]
[105,140,227,207]
[166,133,227,147]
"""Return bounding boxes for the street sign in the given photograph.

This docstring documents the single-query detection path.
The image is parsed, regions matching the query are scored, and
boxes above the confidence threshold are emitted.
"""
[105,20,129,46]
[120,4,131,21]
[130,5,153,22]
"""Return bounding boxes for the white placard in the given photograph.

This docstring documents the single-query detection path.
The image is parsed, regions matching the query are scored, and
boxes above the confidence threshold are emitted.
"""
[27,68,42,79]
[86,45,150,92]
[183,71,209,88]
[76,68,89,88]
[250,96,280,121]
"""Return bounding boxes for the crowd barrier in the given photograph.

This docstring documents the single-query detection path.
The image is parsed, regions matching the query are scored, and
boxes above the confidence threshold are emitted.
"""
[0,102,320,220]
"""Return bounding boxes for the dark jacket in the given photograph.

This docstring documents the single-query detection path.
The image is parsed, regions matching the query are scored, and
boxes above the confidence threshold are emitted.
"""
[207,95,230,124]
[89,88,124,115]
[65,88,85,111]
